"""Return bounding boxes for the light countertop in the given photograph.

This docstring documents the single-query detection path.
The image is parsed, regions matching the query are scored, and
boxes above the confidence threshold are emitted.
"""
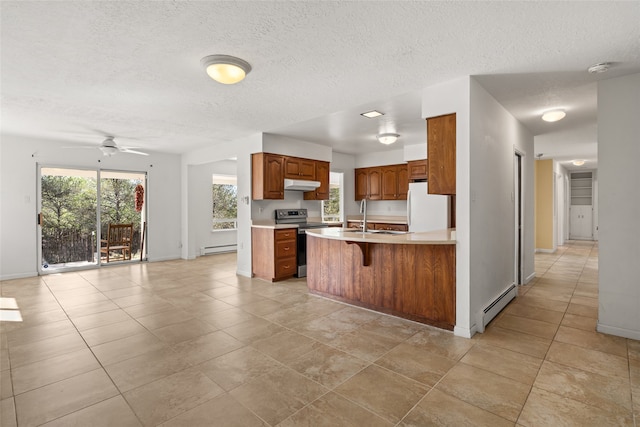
[251,220,343,230]
[306,227,456,245]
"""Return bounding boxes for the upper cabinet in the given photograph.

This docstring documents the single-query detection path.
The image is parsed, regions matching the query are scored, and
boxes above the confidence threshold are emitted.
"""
[355,164,406,201]
[355,167,382,200]
[427,113,456,195]
[381,164,408,200]
[284,157,316,180]
[252,153,330,200]
[304,161,330,200]
[252,153,285,200]
[407,159,428,182]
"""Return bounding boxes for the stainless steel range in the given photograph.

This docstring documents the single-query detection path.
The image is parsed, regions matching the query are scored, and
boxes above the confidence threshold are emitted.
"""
[274,209,330,277]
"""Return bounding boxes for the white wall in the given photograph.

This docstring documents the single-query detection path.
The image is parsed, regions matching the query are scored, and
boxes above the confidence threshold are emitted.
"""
[182,134,263,277]
[597,72,640,340]
[469,79,535,335]
[186,160,237,259]
[0,134,182,280]
[421,76,535,338]
[422,76,472,337]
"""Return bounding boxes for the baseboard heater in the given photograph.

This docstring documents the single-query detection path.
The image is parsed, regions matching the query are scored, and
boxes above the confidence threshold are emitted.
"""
[200,244,237,256]
[476,284,517,333]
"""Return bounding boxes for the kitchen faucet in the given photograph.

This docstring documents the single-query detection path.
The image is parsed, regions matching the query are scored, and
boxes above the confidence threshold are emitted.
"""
[359,198,368,232]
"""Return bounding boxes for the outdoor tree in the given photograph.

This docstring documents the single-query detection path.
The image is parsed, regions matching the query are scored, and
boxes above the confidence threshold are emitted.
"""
[212,184,237,229]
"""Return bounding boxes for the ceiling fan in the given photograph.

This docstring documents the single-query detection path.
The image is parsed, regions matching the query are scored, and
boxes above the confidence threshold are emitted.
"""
[96,136,149,157]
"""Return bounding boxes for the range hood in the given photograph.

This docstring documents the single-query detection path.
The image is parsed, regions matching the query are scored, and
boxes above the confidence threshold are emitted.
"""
[284,179,321,191]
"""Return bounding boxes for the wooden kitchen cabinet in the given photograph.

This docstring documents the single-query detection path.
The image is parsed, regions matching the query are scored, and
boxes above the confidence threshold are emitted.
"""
[304,161,330,200]
[252,153,285,200]
[427,113,456,195]
[397,164,408,199]
[357,164,406,200]
[284,156,316,180]
[354,166,382,200]
[381,165,408,200]
[408,159,428,181]
[373,223,408,231]
[355,169,369,200]
[252,227,297,281]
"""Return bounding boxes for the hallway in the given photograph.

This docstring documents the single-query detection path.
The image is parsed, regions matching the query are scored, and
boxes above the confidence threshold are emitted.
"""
[0,241,637,426]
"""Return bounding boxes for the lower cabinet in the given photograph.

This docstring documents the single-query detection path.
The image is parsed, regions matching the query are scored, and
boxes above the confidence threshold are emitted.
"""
[252,227,297,281]
[374,223,408,231]
[346,221,408,231]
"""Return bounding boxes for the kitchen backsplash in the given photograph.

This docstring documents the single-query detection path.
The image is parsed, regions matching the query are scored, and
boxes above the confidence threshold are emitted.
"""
[251,191,322,221]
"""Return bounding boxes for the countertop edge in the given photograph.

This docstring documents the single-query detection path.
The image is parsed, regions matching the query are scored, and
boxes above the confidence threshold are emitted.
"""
[306,228,456,245]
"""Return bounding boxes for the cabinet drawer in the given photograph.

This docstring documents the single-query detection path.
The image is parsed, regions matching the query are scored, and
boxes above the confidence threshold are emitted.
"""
[275,229,296,241]
[275,257,296,277]
[276,240,296,258]
[374,223,408,231]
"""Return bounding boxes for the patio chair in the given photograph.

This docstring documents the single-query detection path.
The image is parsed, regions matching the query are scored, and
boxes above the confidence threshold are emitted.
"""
[100,223,133,262]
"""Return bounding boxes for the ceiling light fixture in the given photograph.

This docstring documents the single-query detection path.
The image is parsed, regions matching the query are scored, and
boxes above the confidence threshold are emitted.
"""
[201,55,251,84]
[542,109,566,122]
[588,62,611,74]
[572,160,585,166]
[377,133,399,145]
[361,110,384,118]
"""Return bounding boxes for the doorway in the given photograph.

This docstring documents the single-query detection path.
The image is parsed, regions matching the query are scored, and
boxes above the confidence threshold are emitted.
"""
[38,166,147,273]
[514,151,524,285]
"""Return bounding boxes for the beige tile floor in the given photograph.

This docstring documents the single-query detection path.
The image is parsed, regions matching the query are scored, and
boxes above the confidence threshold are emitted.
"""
[0,241,637,426]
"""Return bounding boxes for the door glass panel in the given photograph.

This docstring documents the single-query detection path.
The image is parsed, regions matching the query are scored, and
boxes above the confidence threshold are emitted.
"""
[40,168,98,272]
[100,171,146,263]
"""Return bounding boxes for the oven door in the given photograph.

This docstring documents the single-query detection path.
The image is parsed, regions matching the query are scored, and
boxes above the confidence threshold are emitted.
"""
[296,228,308,277]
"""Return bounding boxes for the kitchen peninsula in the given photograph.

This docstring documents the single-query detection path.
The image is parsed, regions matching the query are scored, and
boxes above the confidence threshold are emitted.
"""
[306,228,456,330]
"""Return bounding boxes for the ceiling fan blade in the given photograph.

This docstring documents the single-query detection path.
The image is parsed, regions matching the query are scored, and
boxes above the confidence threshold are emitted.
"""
[120,148,149,156]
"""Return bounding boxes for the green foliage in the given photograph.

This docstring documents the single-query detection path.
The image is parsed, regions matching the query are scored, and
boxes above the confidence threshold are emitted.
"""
[212,184,237,229]
[41,174,143,264]
[100,178,141,234]
[323,186,341,220]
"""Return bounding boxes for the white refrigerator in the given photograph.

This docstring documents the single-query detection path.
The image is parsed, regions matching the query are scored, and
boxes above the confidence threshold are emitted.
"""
[407,182,450,232]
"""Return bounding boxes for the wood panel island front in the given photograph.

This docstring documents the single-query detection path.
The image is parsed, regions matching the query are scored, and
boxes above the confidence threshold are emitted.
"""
[306,228,456,330]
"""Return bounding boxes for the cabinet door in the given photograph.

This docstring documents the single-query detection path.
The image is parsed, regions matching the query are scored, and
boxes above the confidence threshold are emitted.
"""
[381,166,398,200]
[397,164,409,200]
[373,223,408,231]
[284,157,316,180]
[284,157,302,179]
[368,167,382,200]
[306,161,329,200]
[427,114,456,195]
[355,168,368,200]
[252,153,284,200]
[408,159,428,181]
[264,154,285,198]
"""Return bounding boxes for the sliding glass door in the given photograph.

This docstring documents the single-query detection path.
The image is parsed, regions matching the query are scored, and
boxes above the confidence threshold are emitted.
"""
[38,166,146,273]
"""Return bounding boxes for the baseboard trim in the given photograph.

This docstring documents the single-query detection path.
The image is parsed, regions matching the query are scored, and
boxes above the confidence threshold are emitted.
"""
[0,271,38,281]
[596,322,640,340]
[535,248,556,253]
[524,272,536,284]
[454,324,474,338]
[236,269,252,278]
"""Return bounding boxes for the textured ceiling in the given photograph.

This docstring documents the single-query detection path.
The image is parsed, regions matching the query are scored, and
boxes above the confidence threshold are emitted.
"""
[1,2,639,166]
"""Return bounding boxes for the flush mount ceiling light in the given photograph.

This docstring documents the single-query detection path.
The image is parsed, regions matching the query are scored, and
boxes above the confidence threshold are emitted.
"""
[542,109,566,122]
[201,55,251,84]
[572,160,586,166]
[361,110,384,118]
[588,62,612,74]
[377,133,399,145]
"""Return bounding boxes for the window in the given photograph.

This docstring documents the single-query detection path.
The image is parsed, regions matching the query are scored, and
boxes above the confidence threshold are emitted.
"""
[212,175,237,230]
[322,172,343,222]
